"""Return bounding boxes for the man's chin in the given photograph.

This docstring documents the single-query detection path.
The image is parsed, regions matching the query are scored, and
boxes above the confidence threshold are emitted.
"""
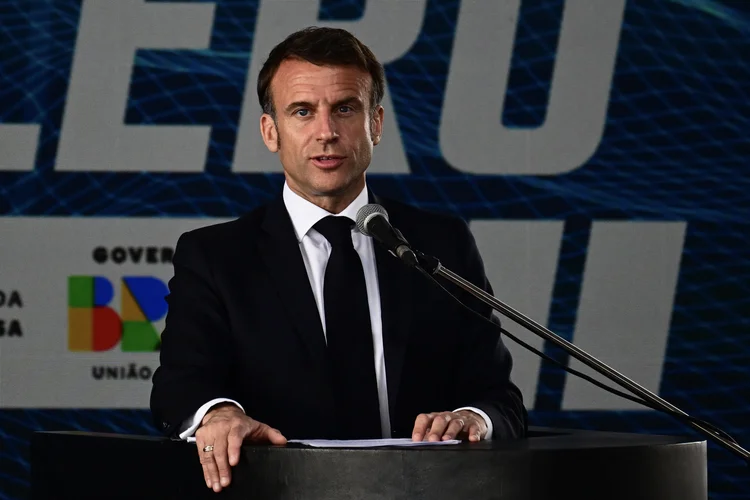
[310,176,364,198]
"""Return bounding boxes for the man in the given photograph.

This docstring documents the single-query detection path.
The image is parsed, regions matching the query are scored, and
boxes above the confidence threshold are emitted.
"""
[151,27,527,493]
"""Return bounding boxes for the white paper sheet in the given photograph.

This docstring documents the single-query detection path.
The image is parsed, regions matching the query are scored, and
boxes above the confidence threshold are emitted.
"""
[186,437,461,447]
[287,438,461,448]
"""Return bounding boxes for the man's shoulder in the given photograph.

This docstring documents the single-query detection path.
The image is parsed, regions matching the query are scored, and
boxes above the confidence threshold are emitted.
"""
[177,202,271,248]
[377,196,468,236]
[375,196,480,270]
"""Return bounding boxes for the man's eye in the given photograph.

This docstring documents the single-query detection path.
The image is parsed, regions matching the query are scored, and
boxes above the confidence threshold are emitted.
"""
[338,105,352,113]
[295,109,309,117]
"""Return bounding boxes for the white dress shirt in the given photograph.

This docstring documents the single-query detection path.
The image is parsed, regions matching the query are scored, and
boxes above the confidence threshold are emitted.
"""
[179,183,493,439]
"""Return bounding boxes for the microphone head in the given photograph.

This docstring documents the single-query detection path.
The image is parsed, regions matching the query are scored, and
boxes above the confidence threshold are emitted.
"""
[356,204,389,236]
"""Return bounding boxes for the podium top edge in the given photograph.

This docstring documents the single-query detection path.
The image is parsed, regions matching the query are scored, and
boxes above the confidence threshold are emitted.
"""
[31,426,704,452]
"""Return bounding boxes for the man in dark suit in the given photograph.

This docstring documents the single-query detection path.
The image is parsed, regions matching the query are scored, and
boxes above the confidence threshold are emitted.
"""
[151,26,527,493]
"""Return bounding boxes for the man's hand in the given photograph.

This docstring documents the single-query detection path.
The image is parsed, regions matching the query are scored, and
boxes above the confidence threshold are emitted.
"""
[411,410,488,442]
[195,403,287,493]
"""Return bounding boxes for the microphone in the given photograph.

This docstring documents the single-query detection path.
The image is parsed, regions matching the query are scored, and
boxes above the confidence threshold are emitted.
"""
[356,204,418,267]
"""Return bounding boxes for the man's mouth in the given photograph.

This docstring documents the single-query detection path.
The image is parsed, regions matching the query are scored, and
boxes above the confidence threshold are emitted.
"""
[311,156,346,168]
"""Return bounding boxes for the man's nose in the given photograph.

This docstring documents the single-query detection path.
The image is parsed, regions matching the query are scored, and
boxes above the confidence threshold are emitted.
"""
[316,113,339,143]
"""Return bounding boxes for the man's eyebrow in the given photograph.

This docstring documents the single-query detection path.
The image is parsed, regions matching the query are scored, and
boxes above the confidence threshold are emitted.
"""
[284,96,363,114]
[331,96,362,108]
[285,101,314,113]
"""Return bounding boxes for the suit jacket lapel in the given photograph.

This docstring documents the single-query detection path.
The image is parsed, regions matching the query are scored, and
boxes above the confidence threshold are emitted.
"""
[257,191,414,422]
[371,193,414,419]
[258,197,328,366]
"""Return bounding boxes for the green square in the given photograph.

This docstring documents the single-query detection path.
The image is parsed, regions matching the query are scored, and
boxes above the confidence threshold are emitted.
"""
[122,321,161,352]
[68,276,94,308]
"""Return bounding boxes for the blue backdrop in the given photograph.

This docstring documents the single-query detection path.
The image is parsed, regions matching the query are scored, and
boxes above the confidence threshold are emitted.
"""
[1,1,748,498]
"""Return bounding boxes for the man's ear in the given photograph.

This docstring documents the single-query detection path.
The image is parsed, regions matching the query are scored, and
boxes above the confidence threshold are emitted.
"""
[260,113,279,153]
[371,105,384,145]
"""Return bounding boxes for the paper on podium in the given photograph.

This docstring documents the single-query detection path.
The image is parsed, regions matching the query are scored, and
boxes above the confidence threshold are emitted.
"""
[287,438,460,448]
[185,436,461,447]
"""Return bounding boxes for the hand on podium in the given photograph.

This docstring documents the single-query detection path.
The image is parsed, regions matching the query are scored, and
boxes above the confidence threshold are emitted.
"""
[195,403,287,493]
[412,410,488,442]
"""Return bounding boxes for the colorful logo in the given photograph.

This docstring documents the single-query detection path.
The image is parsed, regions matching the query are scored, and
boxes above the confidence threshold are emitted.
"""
[68,276,168,352]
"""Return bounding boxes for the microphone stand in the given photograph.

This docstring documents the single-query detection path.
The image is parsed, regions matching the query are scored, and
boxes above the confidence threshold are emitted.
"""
[414,250,750,463]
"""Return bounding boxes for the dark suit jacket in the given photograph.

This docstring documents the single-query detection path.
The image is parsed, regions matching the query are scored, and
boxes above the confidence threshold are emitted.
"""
[150,191,527,440]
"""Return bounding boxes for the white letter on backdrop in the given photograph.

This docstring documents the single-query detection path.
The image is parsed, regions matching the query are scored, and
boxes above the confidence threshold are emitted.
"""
[56,0,215,172]
[441,0,625,175]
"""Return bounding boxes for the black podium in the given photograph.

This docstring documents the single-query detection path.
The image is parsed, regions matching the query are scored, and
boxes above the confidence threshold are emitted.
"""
[31,427,706,499]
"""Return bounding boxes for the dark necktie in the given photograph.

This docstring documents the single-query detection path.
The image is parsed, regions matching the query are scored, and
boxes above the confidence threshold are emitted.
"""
[313,215,382,439]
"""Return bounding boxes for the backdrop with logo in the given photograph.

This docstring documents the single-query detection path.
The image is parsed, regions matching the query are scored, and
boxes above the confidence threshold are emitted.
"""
[1,0,748,498]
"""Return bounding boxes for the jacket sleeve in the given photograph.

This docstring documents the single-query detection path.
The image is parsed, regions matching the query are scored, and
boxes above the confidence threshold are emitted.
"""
[150,230,237,437]
[448,218,528,440]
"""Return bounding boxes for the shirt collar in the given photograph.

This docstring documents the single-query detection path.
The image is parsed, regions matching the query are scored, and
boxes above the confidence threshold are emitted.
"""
[282,182,369,243]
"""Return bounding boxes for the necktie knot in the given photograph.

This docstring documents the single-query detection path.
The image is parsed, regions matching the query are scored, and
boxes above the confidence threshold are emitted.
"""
[313,216,355,248]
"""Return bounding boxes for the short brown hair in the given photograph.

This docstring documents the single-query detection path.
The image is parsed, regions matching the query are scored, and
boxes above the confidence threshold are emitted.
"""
[257,27,385,118]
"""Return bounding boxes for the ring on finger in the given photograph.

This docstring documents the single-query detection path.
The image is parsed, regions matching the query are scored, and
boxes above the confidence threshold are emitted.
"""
[203,444,214,452]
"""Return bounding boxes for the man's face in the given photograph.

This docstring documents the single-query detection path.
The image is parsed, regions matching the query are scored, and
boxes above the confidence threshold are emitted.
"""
[260,58,383,209]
